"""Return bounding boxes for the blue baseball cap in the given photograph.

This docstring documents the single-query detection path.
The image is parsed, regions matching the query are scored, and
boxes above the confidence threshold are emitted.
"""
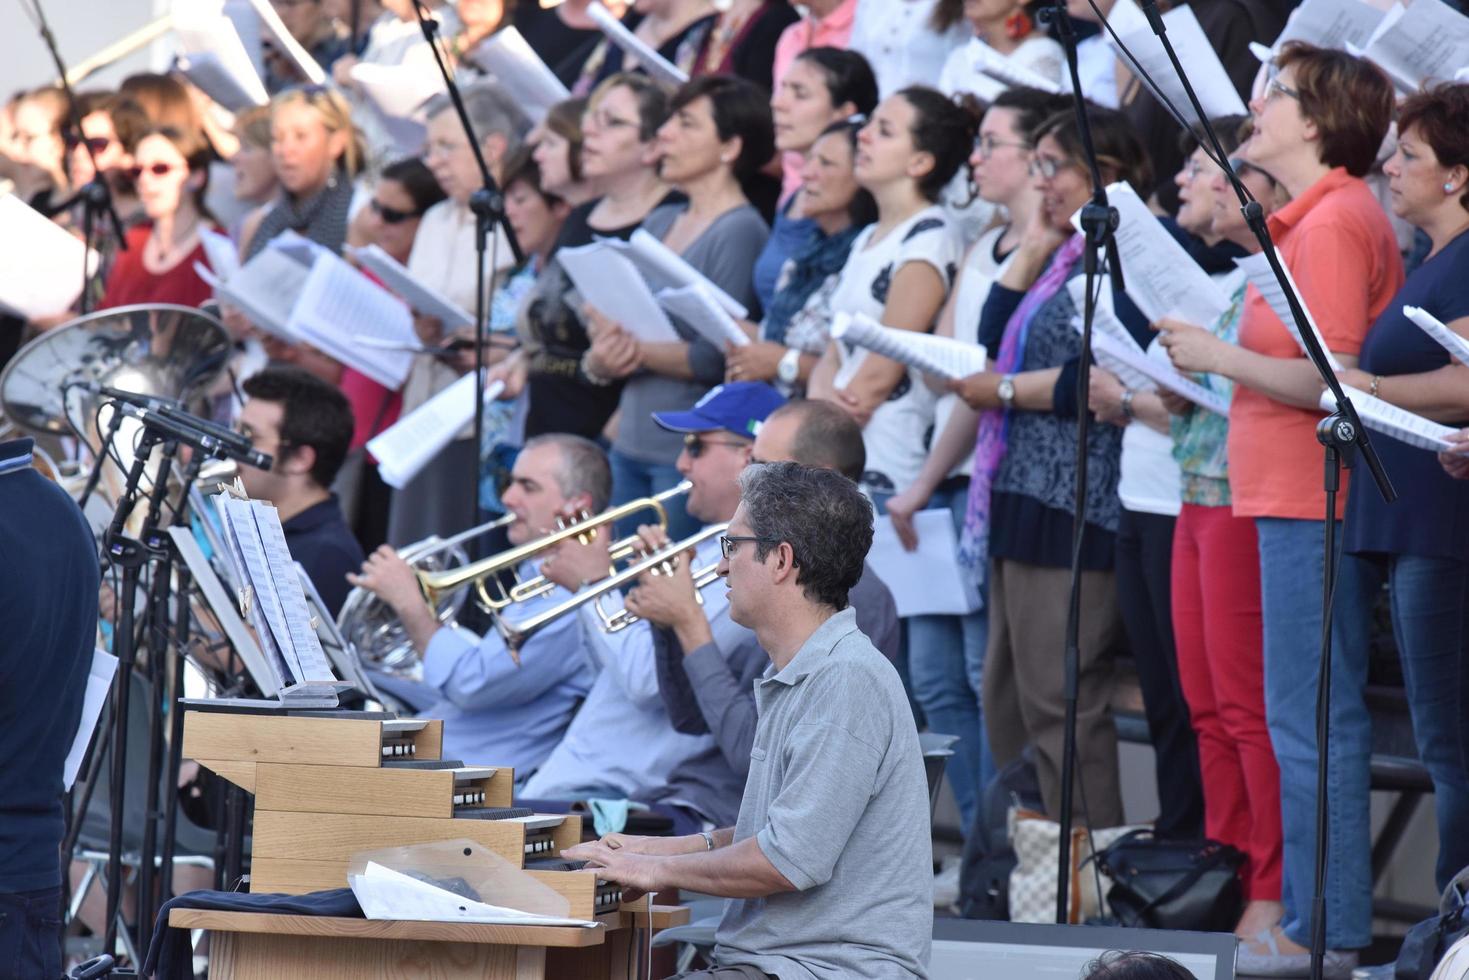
[651,382,787,438]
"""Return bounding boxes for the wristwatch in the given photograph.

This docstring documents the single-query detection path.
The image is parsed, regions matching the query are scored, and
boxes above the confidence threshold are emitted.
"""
[776,347,801,385]
[996,373,1016,408]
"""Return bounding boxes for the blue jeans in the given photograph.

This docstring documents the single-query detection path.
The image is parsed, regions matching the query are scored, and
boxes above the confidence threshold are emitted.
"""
[1389,553,1469,893]
[1256,517,1377,950]
[608,448,698,542]
[904,483,994,835]
[0,886,62,980]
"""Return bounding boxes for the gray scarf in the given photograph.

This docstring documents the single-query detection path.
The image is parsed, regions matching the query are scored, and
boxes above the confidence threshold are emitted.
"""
[243,172,354,261]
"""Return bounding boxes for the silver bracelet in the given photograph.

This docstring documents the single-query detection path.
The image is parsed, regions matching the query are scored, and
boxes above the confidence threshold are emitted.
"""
[699,830,714,851]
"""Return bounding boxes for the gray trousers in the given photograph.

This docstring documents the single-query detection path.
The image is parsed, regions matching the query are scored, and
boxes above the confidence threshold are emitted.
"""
[983,557,1124,828]
[667,967,776,980]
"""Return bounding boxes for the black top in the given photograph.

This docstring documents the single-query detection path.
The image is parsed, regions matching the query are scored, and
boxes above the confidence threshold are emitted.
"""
[0,438,100,892]
[515,5,614,87]
[694,1,800,93]
[281,494,364,619]
[521,193,682,440]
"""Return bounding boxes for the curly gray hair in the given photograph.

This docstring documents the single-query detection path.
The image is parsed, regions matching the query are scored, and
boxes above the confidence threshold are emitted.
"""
[736,461,873,610]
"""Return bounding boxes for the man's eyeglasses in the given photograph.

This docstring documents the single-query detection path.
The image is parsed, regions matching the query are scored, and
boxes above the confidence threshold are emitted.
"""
[127,162,180,180]
[683,433,747,459]
[719,534,780,560]
[369,199,424,225]
[1028,154,1074,180]
[974,134,1031,159]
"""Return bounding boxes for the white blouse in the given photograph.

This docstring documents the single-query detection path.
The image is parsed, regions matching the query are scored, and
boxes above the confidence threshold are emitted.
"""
[849,0,970,97]
[828,205,965,495]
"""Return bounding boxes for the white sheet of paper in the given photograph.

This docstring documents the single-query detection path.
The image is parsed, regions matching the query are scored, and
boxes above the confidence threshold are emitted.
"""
[289,253,417,390]
[199,227,240,282]
[469,26,571,124]
[970,37,1062,93]
[1114,5,1246,119]
[657,284,750,349]
[626,229,748,320]
[1404,305,1469,365]
[368,373,507,489]
[351,861,597,926]
[869,511,981,616]
[831,312,987,381]
[247,0,327,84]
[63,649,118,790]
[1321,385,1458,452]
[0,194,93,319]
[1070,312,1156,393]
[1265,0,1384,57]
[223,0,267,78]
[177,51,268,111]
[585,0,688,85]
[250,501,337,683]
[557,242,680,342]
[1351,0,1469,91]
[348,244,475,331]
[211,246,314,340]
[169,524,283,698]
[218,494,298,685]
[1092,330,1231,415]
[1076,182,1230,327]
[350,48,442,153]
[1235,249,1343,372]
[173,8,269,109]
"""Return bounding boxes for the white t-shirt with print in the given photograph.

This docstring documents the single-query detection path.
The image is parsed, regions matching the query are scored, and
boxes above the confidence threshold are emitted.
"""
[828,205,965,495]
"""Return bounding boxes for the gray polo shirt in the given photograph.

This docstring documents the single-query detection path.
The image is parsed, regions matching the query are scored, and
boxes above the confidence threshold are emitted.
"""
[713,607,932,980]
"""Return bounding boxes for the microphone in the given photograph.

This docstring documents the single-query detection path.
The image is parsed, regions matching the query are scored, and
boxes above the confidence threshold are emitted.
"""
[91,383,271,470]
[114,402,273,472]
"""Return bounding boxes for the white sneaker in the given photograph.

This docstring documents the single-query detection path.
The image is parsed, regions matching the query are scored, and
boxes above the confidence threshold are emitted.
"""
[933,858,962,908]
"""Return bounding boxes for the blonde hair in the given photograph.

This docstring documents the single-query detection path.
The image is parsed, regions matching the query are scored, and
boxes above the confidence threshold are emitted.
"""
[270,85,365,177]
[233,105,272,152]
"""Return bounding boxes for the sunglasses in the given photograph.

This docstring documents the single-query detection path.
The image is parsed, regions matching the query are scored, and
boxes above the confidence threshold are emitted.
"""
[67,135,114,155]
[369,199,424,225]
[682,433,748,459]
[128,162,181,180]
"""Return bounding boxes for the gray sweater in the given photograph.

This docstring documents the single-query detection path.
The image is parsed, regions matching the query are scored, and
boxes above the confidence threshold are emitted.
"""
[613,202,769,464]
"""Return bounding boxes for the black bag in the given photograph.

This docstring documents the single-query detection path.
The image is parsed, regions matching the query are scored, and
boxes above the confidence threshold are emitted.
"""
[1394,866,1469,979]
[1089,829,1244,932]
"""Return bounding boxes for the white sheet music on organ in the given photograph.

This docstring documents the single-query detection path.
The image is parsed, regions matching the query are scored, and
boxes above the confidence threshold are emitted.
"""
[1083,182,1230,327]
[470,27,571,123]
[657,284,750,349]
[557,242,680,342]
[1258,0,1384,59]
[1092,331,1231,416]
[1235,250,1344,372]
[217,494,297,686]
[246,0,326,83]
[1405,305,1469,365]
[626,229,749,320]
[831,312,987,381]
[0,194,94,319]
[1114,5,1246,118]
[289,252,417,390]
[1349,0,1469,92]
[1321,385,1458,452]
[869,510,980,616]
[348,244,475,332]
[368,373,506,489]
[585,0,688,85]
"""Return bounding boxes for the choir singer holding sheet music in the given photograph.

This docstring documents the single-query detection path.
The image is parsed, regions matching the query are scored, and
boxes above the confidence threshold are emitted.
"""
[563,461,932,980]
[348,434,604,777]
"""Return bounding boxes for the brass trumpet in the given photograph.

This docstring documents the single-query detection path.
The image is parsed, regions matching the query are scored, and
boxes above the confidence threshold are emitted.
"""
[495,523,730,651]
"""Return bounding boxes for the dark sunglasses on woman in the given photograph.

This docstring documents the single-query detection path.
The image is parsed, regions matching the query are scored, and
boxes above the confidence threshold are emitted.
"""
[127,162,179,180]
[369,199,424,225]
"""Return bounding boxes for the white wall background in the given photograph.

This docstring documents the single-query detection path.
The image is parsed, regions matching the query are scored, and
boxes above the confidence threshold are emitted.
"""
[2,0,170,102]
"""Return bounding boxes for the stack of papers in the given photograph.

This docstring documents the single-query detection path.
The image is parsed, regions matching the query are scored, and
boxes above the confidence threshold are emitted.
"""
[0,194,95,320]
[1113,5,1246,119]
[215,493,341,697]
[469,27,571,124]
[1347,0,1469,92]
[368,372,506,489]
[831,312,987,381]
[1321,385,1458,452]
[557,241,680,342]
[1234,250,1343,372]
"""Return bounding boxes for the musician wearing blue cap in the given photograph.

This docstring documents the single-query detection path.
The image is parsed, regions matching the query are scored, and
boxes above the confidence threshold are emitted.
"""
[0,438,99,979]
[524,382,785,831]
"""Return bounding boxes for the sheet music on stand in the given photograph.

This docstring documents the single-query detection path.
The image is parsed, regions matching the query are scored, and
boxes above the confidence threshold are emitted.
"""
[210,487,347,706]
[296,561,385,704]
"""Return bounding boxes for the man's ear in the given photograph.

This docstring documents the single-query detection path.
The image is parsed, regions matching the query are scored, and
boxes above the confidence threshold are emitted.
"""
[283,443,317,479]
[770,541,799,585]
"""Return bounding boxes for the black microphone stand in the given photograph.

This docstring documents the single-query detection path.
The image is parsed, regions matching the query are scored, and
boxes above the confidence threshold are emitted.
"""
[410,0,524,534]
[1043,0,1124,926]
[1102,5,1396,974]
[21,0,129,315]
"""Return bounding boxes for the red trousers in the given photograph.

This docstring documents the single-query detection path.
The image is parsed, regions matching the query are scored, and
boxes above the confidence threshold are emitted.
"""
[1171,503,1282,901]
